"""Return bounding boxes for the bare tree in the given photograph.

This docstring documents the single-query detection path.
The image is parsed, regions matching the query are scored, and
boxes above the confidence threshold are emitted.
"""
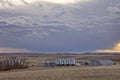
[0,56,29,71]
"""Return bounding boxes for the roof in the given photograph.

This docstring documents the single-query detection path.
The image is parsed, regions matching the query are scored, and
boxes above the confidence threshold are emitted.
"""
[93,60,114,65]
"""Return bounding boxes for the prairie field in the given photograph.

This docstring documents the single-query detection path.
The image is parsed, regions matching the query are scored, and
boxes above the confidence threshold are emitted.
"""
[0,54,120,80]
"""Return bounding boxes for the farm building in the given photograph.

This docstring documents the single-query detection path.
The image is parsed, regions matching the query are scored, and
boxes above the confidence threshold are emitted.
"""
[89,60,114,66]
[44,61,56,67]
[44,58,76,67]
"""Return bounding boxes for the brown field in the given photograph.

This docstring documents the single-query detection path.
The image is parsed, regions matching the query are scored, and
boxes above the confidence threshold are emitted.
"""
[0,54,120,80]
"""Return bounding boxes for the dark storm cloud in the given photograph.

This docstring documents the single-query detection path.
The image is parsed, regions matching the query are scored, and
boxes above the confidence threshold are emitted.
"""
[0,0,120,52]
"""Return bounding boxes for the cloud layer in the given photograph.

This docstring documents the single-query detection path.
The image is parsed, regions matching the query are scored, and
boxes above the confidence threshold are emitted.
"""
[0,0,90,7]
[0,0,120,52]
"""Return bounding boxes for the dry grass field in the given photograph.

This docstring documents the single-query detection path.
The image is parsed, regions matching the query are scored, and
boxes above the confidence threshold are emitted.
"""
[0,54,120,80]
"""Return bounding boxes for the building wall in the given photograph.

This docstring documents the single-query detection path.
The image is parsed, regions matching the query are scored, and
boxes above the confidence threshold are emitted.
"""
[89,60,102,66]
[89,60,114,66]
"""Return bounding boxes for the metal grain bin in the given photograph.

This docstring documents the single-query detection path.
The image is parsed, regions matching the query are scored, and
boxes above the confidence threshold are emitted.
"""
[71,58,75,65]
[55,59,61,66]
[66,58,70,66]
[61,58,66,66]
[68,58,75,66]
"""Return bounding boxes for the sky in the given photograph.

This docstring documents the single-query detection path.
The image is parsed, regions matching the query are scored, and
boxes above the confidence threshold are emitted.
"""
[0,0,120,53]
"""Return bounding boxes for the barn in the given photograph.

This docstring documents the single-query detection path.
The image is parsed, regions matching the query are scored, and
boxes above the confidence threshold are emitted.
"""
[89,60,114,66]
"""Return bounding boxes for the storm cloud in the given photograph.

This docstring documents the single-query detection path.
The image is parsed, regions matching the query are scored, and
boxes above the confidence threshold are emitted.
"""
[0,0,120,52]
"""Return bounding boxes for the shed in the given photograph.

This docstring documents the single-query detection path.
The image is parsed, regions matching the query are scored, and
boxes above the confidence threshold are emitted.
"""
[44,61,56,67]
[49,61,56,67]
[44,61,50,67]
[89,60,114,66]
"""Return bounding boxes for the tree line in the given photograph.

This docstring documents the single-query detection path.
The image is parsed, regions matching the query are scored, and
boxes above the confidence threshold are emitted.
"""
[0,56,29,71]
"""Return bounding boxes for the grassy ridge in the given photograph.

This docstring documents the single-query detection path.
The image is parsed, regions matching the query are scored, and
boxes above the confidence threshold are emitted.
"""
[0,65,120,80]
